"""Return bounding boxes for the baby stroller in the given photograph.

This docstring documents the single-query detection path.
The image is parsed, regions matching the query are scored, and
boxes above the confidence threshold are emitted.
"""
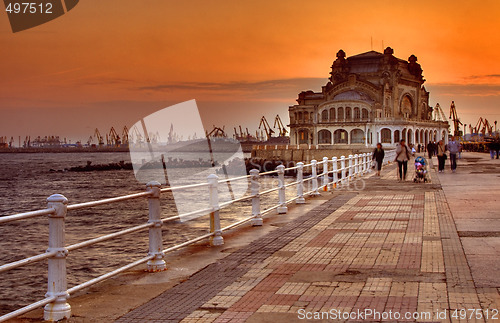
[413,156,429,183]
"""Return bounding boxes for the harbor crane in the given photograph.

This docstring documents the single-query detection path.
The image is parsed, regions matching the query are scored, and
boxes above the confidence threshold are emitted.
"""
[206,126,227,139]
[483,119,494,136]
[129,125,143,145]
[167,123,175,144]
[433,103,447,122]
[449,101,462,137]
[234,125,250,140]
[471,117,485,135]
[149,131,160,144]
[273,115,288,137]
[258,116,275,141]
[108,127,121,146]
[94,128,104,146]
[122,126,129,145]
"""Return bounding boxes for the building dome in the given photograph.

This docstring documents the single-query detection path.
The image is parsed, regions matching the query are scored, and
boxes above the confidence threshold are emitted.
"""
[333,90,373,103]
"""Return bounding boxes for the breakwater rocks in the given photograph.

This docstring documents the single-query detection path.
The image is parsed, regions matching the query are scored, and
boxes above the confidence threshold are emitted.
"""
[50,159,217,172]
[50,157,330,176]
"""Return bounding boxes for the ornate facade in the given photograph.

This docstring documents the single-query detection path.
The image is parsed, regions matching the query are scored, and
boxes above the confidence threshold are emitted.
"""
[289,47,449,148]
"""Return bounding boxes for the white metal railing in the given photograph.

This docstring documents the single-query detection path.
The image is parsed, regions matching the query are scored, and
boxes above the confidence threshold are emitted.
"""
[0,152,394,322]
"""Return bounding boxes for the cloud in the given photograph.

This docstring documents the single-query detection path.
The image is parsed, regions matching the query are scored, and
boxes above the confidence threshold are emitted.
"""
[135,78,327,96]
[465,74,500,80]
[426,83,500,97]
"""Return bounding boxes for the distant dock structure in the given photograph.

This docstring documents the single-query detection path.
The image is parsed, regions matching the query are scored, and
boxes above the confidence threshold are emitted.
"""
[288,47,449,148]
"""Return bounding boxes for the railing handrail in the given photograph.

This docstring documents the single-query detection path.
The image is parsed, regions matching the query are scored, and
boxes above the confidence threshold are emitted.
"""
[0,152,389,322]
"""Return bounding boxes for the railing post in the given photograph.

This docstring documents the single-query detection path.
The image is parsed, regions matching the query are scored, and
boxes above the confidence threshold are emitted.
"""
[340,155,346,186]
[208,174,224,246]
[44,194,71,322]
[277,165,288,213]
[311,159,320,196]
[296,162,305,204]
[322,157,329,191]
[348,154,353,182]
[146,181,166,272]
[354,154,359,177]
[366,153,370,173]
[332,157,338,189]
[363,153,367,174]
[250,169,262,226]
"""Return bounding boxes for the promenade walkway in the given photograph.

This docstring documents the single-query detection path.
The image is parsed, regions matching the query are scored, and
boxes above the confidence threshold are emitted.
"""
[115,152,500,323]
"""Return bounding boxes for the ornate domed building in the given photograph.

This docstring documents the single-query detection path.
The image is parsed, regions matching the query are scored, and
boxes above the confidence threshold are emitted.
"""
[289,47,449,148]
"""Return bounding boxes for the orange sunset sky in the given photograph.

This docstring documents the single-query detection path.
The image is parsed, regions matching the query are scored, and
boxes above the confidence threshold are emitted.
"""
[1,0,500,143]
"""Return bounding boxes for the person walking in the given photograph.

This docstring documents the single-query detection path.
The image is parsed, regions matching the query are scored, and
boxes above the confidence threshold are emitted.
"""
[372,143,385,176]
[493,135,500,159]
[436,140,447,172]
[427,141,434,159]
[448,136,460,172]
[395,139,411,181]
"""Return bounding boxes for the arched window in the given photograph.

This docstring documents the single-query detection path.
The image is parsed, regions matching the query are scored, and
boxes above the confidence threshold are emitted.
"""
[338,107,344,120]
[381,128,392,143]
[318,129,332,144]
[334,129,348,144]
[353,107,360,120]
[350,129,364,143]
[394,130,400,143]
[408,129,413,144]
[402,129,407,142]
[298,112,303,123]
[362,109,369,120]
[415,129,420,144]
[346,107,352,120]
[298,130,309,144]
[329,108,335,121]
[321,109,328,122]
[310,112,313,123]
[401,95,412,118]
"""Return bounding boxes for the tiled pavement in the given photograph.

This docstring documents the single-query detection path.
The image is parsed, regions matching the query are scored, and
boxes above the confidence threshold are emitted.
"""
[117,161,500,322]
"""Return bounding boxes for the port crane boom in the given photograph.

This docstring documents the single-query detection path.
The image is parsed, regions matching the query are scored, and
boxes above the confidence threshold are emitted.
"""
[258,116,275,141]
[273,115,288,137]
[449,101,462,137]
[122,126,129,145]
[206,126,226,139]
[108,127,121,146]
[94,128,104,146]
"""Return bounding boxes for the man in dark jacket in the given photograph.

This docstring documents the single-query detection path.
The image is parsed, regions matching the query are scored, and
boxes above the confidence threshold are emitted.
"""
[427,141,434,159]
[372,143,385,176]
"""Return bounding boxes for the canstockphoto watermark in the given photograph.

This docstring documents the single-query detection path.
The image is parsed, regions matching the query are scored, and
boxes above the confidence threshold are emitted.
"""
[298,308,500,321]
[128,100,248,222]
[298,308,435,321]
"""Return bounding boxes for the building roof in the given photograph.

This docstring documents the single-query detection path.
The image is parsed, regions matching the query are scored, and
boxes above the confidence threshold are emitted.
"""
[332,90,374,103]
[348,50,384,59]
